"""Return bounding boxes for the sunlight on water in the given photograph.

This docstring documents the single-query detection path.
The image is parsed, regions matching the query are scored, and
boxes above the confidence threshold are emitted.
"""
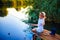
[7,7,28,20]
[0,7,33,40]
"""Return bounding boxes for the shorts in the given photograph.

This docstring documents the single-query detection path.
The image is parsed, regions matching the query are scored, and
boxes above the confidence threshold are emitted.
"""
[33,28,43,35]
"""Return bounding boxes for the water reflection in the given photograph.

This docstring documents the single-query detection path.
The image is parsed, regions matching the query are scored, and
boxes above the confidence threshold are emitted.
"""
[0,8,33,40]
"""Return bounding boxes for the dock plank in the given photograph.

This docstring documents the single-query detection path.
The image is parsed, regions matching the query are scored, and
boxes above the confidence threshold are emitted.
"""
[31,24,60,40]
[33,29,60,40]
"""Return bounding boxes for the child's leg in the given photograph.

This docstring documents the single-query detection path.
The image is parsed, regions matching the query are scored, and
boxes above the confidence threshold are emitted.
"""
[32,28,36,33]
[32,28,43,36]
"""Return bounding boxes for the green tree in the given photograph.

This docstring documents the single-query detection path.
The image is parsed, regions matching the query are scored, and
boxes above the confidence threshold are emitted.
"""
[28,0,59,23]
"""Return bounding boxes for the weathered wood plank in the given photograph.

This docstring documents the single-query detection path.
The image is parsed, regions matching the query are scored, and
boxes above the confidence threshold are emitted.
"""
[31,24,60,40]
[33,29,60,40]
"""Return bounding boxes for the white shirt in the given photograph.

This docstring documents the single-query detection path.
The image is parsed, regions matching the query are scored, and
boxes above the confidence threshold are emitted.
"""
[36,18,44,32]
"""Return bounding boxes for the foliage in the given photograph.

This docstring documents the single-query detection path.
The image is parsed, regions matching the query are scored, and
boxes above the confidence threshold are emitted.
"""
[0,9,8,17]
[28,9,39,23]
[0,0,60,23]
[28,0,60,23]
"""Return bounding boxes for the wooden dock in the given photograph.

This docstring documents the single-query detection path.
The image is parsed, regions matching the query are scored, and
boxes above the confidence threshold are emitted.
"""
[31,24,60,40]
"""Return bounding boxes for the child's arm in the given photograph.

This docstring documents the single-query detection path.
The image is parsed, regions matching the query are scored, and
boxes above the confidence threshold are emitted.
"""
[42,22,45,26]
[44,16,46,20]
[43,16,46,26]
[42,19,45,26]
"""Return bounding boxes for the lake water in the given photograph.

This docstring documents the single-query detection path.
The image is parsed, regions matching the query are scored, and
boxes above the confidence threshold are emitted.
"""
[0,11,33,40]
